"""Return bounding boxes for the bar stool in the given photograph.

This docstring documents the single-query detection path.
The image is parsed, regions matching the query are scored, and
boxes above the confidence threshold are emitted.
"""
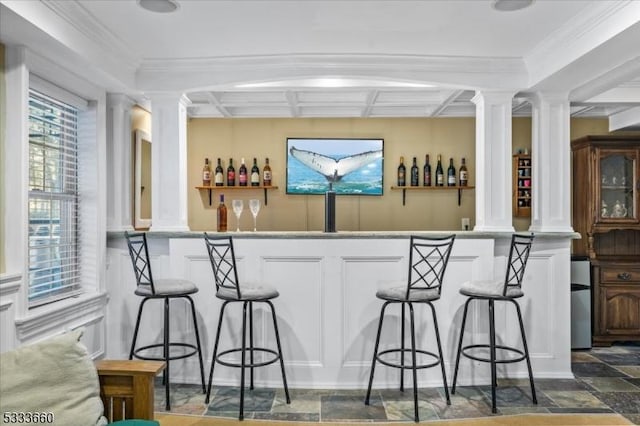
[451,233,536,414]
[124,231,206,411]
[365,235,456,423]
[203,233,290,420]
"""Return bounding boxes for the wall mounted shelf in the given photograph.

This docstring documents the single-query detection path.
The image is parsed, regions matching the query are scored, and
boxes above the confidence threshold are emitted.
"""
[513,154,532,217]
[195,185,278,206]
[390,186,475,206]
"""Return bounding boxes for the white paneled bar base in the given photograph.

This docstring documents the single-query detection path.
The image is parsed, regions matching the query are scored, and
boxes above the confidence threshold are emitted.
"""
[106,232,575,389]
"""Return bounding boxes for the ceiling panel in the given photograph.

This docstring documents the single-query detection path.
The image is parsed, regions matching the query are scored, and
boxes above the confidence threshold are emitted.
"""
[186,87,640,119]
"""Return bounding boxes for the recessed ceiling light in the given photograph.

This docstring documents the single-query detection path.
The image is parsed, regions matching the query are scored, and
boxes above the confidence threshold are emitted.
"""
[138,0,179,13]
[493,0,534,12]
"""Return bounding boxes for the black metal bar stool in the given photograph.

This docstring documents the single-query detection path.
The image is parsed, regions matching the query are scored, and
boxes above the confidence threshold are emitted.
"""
[203,233,290,420]
[124,231,206,411]
[365,235,456,423]
[451,233,536,414]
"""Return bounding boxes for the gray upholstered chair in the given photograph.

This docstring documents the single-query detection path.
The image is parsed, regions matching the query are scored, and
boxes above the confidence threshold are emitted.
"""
[365,234,456,422]
[124,231,206,411]
[451,233,536,414]
[203,233,290,420]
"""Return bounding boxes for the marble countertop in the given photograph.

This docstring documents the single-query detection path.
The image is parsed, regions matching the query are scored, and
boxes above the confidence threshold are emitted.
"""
[108,230,580,240]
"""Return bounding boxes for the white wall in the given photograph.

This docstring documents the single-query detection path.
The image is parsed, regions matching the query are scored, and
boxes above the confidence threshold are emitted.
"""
[0,46,108,356]
[107,233,573,388]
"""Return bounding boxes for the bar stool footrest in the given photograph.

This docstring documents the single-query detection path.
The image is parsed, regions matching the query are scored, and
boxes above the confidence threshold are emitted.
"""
[133,343,199,362]
[216,347,281,369]
[461,344,526,364]
[376,348,441,370]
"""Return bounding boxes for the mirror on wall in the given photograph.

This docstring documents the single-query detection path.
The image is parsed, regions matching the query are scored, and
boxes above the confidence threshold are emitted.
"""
[134,129,152,229]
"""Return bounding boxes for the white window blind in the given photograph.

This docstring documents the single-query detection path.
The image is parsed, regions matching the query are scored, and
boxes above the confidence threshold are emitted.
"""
[28,89,82,306]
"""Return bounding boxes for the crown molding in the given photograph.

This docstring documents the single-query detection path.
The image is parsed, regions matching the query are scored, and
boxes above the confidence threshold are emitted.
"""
[570,56,640,102]
[42,0,140,67]
[1,0,138,90]
[136,53,528,92]
[525,0,640,87]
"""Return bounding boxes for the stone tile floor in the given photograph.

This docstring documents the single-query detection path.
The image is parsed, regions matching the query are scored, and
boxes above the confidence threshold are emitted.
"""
[155,343,640,423]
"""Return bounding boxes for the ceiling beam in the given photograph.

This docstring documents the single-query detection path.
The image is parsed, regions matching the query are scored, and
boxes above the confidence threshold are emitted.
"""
[206,92,231,118]
[430,89,465,117]
[512,98,530,113]
[570,105,596,117]
[362,90,379,118]
[285,91,300,117]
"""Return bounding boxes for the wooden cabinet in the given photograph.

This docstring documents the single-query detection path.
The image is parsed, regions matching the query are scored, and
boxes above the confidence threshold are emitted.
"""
[571,135,640,346]
[513,154,531,217]
[592,263,640,345]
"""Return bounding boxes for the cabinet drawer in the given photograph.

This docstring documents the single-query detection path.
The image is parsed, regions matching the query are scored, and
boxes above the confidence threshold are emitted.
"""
[601,267,640,284]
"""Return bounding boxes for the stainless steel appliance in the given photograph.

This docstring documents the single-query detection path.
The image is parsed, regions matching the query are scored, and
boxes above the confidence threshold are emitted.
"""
[571,256,592,349]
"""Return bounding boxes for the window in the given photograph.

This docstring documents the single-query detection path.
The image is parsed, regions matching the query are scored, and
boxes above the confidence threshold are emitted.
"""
[28,89,81,306]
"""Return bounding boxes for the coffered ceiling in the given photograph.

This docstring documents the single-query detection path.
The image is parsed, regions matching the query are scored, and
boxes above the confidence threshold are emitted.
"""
[1,0,639,126]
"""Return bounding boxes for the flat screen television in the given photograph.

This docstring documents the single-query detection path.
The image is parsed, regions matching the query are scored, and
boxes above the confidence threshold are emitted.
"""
[286,137,384,195]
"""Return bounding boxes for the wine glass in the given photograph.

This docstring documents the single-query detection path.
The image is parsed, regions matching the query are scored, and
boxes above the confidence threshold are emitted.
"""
[249,199,260,231]
[232,200,243,232]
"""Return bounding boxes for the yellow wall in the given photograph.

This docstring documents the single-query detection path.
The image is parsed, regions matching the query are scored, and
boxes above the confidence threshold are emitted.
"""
[511,118,611,231]
[132,105,151,133]
[571,118,609,139]
[188,117,477,231]
[187,116,622,232]
[131,105,152,228]
[512,118,533,231]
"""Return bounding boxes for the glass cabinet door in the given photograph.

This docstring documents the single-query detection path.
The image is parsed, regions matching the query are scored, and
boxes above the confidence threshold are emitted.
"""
[598,150,638,223]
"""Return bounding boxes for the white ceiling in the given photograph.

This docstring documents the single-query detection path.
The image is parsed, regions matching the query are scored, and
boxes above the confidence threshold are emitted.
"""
[1,0,639,124]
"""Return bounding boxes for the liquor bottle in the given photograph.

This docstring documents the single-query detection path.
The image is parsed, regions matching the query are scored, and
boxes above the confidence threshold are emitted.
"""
[397,156,406,186]
[447,158,456,186]
[435,155,444,186]
[227,158,235,186]
[251,158,260,186]
[423,154,431,187]
[214,158,224,186]
[263,157,272,186]
[202,158,212,186]
[217,194,227,232]
[410,157,419,186]
[459,157,468,186]
[238,157,248,186]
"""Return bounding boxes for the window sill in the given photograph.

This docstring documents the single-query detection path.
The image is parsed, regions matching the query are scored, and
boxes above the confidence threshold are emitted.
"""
[15,291,108,341]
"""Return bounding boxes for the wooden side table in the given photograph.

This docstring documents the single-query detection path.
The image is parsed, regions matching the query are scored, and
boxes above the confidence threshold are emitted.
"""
[95,360,165,422]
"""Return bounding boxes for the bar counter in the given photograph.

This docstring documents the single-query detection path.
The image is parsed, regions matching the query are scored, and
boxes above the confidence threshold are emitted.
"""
[106,230,577,389]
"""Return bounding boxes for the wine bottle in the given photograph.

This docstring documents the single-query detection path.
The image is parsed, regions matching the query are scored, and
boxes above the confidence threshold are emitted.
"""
[423,154,431,187]
[217,194,227,232]
[263,157,272,186]
[447,158,456,186]
[435,155,444,186]
[214,158,224,186]
[397,156,406,186]
[410,157,419,186]
[227,158,235,186]
[202,158,212,186]
[459,157,468,186]
[251,158,260,186]
[239,157,248,186]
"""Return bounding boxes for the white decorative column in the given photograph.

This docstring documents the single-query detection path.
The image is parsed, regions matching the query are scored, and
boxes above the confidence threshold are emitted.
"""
[473,91,515,232]
[529,92,573,232]
[148,93,190,232]
[106,94,135,232]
